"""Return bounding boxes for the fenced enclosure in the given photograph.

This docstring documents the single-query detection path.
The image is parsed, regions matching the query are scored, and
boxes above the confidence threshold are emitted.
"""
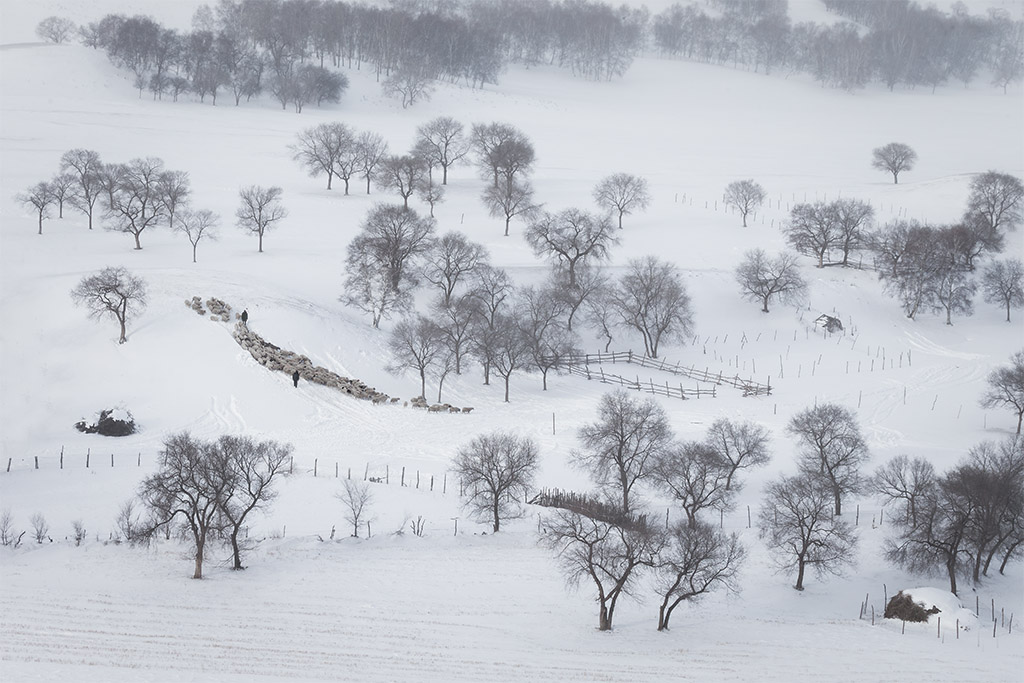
[563,350,772,397]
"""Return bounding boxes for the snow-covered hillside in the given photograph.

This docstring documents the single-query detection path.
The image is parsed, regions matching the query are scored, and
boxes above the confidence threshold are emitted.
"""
[1,0,1022,681]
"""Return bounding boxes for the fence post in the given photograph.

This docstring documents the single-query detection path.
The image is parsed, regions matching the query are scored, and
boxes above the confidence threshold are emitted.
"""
[111,453,114,467]
[335,462,339,478]
[443,472,447,494]
[34,456,39,470]
[314,458,318,477]
[386,465,389,485]
[6,459,10,473]
[60,446,64,469]
[137,452,141,467]
[86,448,90,468]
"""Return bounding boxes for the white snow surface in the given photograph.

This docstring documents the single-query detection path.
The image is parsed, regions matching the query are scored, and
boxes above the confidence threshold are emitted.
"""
[1,0,1023,681]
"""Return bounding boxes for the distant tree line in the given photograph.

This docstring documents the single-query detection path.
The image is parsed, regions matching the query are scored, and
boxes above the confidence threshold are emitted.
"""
[68,0,1019,107]
[652,0,1023,92]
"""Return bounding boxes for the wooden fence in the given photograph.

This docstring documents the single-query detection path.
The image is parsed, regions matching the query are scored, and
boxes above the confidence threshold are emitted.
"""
[563,350,772,397]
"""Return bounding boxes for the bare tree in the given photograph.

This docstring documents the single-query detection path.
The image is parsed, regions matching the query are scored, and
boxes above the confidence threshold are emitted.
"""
[376,154,427,209]
[104,158,170,249]
[652,442,734,527]
[723,179,766,227]
[759,471,858,591]
[735,249,807,313]
[573,389,673,514]
[550,263,609,332]
[348,204,436,292]
[70,266,147,344]
[453,431,539,532]
[382,65,435,108]
[832,198,874,266]
[542,510,660,630]
[482,178,539,237]
[966,171,1024,234]
[525,209,618,288]
[422,231,489,307]
[471,122,535,188]
[871,142,917,184]
[422,181,444,217]
[17,181,54,235]
[593,173,651,229]
[36,16,77,43]
[981,350,1024,434]
[981,258,1024,322]
[786,201,838,268]
[49,173,77,219]
[139,432,231,579]
[704,418,771,491]
[338,479,373,538]
[929,266,977,325]
[610,256,694,358]
[516,285,578,391]
[655,521,744,631]
[341,250,411,328]
[158,169,191,228]
[873,455,936,526]
[416,116,470,185]
[60,148,104,229]
[174,208,219,263]
[215,435,291,569]
[357,131,389,194]
[30,513,49,544]
[291,122,355,191]
[387,315,446,399]
[432,292,480,375]
[489,312,529,402]
[787,403,869,516]
[236,185,286,252]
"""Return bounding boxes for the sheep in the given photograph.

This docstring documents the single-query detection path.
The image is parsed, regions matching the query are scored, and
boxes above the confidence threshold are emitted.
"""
[461,407,474,414]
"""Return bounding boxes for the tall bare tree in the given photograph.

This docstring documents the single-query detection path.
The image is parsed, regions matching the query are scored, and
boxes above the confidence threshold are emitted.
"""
[482,178,538,236]
[542,510,661,630]
[573,389,673,514]
[421,231,489,307]
[105,157,169,249]
[735,249,807,313]
[70,266,147,344]
[980,350,1024,434]
[525,209,618,288]
[174,208,219,263]
[966,171,1024,234]
[215,435,291,569]
[723,179,766,227]
[593,173,651,229]
[291,122,355,191]
[236,185,286,252]
[655,521,744,631]
[453,431,539,532]
[338,479,373,538]
[17,181,54,235]
[871,142,917,184]
[376,154,427,209]
[652,442,734,527]
[357,131,389,195]
[416,116,470,185]
[787,403,869,516]
[872,455,936,526]
[759,471,858,590]
[610,256,694,358]
[387,315,446,399]
[60,148,104,229]
[981,258,1024,322]
[704,418,772,491]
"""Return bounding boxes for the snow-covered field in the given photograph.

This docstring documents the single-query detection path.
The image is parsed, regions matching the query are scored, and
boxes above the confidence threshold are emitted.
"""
[1,0,1022,681]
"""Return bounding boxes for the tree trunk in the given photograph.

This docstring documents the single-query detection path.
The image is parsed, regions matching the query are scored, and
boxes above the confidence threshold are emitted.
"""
[504,216,511,237]
[541,368,548,390]
[599,602,611,631]
[947,556,958,595]
[795,556,806,590]
[492,497,500,532]
[420,370,427,401]
[192,243,198,263]
[326,173,333,190]
[38,212,43,235]
[230,526,243,570]
[833,487,842,516]
[193,536,205,579]
[134,231,142,250]
[258,230,264,253]
[442,165,448,185]
[503,375,510,402]
[761,295,770,313]
[618,210,624,229]
[343,178,350,195]
[999,538,1022,574]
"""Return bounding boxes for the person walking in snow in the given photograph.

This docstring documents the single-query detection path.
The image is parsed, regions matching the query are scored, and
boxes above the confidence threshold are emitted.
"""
[241,309,248,324]
[292,369,300,388]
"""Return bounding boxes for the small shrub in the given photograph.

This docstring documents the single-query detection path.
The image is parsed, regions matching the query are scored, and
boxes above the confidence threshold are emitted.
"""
[0,509,14,546]
[72,520,87,546]
[30,512,49,544]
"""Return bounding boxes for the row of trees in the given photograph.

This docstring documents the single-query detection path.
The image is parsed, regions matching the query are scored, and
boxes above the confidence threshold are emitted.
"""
[18,149,287,257]
[370,216,695,402]
[133,432,293,578]
[880,435,1024,595]
[653,0,1023,92]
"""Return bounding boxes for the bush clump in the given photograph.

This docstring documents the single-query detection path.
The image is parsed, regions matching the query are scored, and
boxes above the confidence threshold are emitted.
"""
[884,591,940,622]
[74,408,136,437]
